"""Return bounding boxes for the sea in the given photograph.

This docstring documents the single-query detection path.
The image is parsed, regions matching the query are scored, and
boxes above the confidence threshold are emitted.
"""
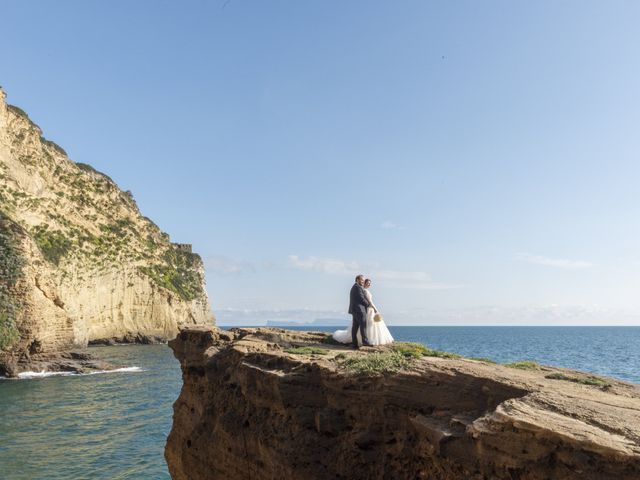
[0,326,638,479]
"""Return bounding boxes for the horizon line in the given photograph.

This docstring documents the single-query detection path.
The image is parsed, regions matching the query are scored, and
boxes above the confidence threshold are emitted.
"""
[217,324,640,328]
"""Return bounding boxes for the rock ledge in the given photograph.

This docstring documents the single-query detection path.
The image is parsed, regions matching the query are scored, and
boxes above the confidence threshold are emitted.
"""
[165,327,640,480]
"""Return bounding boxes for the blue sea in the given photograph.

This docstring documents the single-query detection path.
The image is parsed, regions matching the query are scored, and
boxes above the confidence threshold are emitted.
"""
[0,326,638,479]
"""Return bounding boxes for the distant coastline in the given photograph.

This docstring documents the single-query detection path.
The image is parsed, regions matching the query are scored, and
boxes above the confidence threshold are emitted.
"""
[265,318,347,327]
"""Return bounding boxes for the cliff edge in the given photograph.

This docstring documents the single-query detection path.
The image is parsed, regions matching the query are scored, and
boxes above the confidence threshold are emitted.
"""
[166,327,640,480]
[0,88,214,376]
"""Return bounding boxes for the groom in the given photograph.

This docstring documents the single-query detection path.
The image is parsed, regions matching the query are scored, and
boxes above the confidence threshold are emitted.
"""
[349,274,372,348]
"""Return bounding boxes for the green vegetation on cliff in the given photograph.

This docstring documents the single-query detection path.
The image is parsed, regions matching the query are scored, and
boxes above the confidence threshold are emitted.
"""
[139,248,205,301]
[32,226,73,266]
[1,100,208,302]
[0,214,24,351]
[0,89,212,364]
[75,162,116,184]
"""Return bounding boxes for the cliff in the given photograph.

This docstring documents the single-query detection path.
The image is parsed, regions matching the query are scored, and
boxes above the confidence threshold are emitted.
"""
[166,327,640,480]
[0,88,214,375]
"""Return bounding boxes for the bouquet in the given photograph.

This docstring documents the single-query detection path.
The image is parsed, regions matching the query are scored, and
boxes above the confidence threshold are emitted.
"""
[374,313,383,323]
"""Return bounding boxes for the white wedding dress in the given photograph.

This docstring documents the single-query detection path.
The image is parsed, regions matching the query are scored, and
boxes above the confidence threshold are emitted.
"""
[332,289,394,346]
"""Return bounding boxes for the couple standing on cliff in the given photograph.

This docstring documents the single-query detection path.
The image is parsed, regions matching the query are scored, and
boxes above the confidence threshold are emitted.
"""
[333,275,394,348]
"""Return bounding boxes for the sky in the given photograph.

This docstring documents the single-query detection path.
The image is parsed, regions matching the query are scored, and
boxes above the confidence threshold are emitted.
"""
[2,1,640,325]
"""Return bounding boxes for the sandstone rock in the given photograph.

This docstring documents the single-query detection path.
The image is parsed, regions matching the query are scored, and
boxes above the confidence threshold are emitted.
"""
[0,88,214,373]
[165,327,640,480]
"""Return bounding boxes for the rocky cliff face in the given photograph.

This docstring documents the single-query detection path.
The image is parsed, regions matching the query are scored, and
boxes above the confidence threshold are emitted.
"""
[0,88,214,374]
[166,327,640,480]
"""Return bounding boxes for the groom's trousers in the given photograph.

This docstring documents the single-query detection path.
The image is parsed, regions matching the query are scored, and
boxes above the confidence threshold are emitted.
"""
[351,311,369,346]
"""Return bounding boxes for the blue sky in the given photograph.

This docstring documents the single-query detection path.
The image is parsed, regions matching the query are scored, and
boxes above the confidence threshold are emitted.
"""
[2,1,640,325]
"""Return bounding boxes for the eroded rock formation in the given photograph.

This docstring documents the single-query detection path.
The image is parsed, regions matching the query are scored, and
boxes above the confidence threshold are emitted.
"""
[166,327,640,480]
[0,88,214,375]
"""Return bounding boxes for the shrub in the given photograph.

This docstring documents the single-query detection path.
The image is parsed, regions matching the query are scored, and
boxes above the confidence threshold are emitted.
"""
[0,216,24,351]
[99,218,135,238]
[40,137,67,157]
[0,311,20,351]
[7,104,29,118]
[76,162,115,184]
[33,228,72,265]
[138,245,204,301]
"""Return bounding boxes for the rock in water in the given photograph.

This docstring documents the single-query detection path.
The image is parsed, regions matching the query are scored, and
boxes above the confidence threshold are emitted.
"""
[165,327,640,480]
[0,88,214,376]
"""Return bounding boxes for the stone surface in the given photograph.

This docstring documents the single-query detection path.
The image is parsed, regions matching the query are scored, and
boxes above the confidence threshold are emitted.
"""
[0,88,214,375]
[165,327,640,480]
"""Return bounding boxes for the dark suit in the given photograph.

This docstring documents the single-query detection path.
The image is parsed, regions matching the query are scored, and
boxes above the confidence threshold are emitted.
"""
[349,283,370,346]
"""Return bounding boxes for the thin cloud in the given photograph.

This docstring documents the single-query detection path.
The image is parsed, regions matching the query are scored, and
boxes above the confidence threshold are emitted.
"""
[205,255,257,275]
[384,281,463,290]
[515,253,593,269]
[374,270,432,282]
[380,221,400,229]
[287,255,461,290]
[287,255,360,275]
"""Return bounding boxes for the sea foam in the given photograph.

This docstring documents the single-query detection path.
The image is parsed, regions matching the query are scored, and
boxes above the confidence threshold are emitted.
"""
[1,366,144,380]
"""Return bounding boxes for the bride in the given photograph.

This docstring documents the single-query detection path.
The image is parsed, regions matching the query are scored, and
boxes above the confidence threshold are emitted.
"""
[333,278,394,346]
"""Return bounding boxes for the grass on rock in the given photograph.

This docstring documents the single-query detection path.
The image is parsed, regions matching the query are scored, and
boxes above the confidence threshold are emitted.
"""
[505,361,543,370]
[285,346,327,355]
[284,337,605,383]
[392,342,462,359]
[340,351,409,375]
[469,357,498,364]
[545,372,611,387]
